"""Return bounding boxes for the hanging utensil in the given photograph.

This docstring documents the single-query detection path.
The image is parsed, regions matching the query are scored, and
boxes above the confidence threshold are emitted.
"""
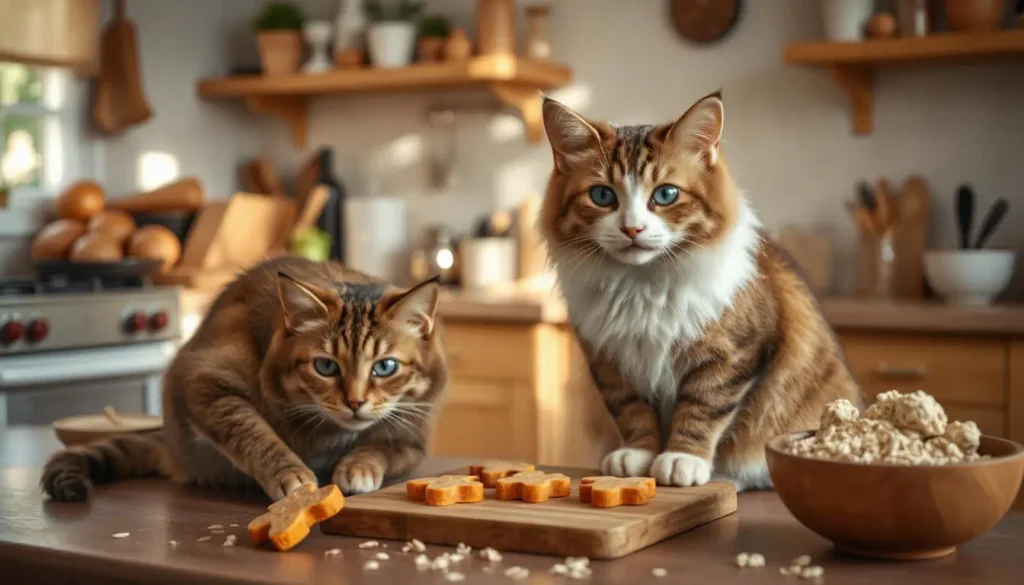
[974,198,1009,249]
[93,0,153,134]
[955,184,974,249]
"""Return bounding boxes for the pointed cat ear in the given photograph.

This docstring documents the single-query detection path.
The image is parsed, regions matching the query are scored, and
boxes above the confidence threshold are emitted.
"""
[277,272,340,333]
[667,91,724,167]
[543,97,604,170]
[381,276,441,339]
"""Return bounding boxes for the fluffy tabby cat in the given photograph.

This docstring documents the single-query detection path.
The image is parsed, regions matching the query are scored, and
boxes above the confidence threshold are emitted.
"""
[539,92,860,491]
[41,257,446,501]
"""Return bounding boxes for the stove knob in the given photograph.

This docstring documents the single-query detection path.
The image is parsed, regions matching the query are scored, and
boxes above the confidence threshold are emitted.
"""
[1,321,24,344]
[149,311,169,331]
[126,311,148,334]
[26,319,49,343]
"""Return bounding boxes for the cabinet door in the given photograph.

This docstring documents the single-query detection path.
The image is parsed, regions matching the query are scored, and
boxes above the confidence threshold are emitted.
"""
[428,378,533,460]
[839,333,1008,436]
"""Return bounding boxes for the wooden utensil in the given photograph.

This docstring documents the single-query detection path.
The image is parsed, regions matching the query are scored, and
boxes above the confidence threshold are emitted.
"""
[320,465,736,559]
[255,159,285,197]
[893,175,930,299]
[293,151,321,217]
[766,432,1024,560]
[956,184,975,249]
[108,178,205,213]
[93,0,152,134]
[974,198,1009,249]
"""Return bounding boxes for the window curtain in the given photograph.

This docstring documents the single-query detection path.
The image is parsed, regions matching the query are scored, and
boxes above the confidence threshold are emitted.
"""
[0,0,100,74]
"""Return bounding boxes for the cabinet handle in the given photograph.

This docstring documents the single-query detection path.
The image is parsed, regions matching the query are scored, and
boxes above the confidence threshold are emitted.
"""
[874,363,927,379]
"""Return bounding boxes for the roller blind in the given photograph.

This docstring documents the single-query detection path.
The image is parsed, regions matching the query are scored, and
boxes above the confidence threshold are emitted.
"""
[0,0,100,73]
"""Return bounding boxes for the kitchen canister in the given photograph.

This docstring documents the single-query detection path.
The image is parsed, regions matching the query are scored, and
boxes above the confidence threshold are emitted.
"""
[821,0,874,41]
[343,195,407,284]
[459,237,517,291]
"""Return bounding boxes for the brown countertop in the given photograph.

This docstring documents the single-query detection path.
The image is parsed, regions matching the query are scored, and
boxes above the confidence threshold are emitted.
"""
[183,287,1024,336]
[2,455,1022,585]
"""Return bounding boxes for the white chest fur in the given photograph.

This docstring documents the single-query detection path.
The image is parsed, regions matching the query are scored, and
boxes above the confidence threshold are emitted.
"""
[553,201,761,403]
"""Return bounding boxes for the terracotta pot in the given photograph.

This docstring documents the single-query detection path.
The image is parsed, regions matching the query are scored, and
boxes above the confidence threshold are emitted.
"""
[257,31,303,76]
[944,0,1007,32]
[444,27,473,61]
[334,47,365,69]
[417,36,445,62]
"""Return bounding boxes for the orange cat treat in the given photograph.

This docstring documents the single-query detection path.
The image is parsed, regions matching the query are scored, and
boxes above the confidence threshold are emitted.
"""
[406,475,484,506]
[248,484,345,551]
[495,471,571,503]
[468,461,535,487]
[579,476,656,508]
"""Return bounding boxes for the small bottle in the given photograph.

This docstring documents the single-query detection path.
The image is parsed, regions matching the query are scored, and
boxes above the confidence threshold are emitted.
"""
[315,148,347,262]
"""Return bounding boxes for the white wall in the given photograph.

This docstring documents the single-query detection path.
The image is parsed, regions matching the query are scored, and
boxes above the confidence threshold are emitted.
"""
[5,0,1022,296]
[256,0,1024,295]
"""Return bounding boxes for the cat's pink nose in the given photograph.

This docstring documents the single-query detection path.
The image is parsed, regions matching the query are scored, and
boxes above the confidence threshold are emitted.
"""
[621,226,645,239]
[346,399,366,411]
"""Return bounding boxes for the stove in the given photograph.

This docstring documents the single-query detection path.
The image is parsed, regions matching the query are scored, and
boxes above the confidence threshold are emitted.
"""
[0,276,183,427]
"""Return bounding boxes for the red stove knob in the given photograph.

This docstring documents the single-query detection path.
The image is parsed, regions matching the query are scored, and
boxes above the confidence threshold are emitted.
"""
[1,321,24,344]
[149,311,169,331]
[126,312,148,334]
[26,319,49,343]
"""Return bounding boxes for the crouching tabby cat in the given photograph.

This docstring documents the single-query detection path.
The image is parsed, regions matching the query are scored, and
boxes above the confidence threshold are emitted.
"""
[41,257,446,501]
[540,92,860,491]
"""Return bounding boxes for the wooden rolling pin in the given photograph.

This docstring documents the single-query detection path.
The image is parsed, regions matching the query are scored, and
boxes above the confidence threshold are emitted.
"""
[108,177,205,213]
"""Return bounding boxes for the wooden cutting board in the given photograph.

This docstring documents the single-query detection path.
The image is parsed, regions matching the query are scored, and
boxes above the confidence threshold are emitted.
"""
[320,466,737,559]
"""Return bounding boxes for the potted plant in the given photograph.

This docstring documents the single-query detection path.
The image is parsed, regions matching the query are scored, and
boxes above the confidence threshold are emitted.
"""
[252,1,306,76]
[364,0,424,68]
[417,15,450,62]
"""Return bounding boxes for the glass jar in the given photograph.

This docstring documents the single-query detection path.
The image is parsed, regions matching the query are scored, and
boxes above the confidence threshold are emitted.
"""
[409,225,460,286]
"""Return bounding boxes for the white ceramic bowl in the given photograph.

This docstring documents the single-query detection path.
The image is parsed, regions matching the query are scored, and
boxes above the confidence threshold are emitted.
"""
[924,249,1016,306]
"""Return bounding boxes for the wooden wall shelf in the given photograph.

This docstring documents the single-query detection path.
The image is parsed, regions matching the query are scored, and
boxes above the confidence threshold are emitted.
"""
[784,29,1024,135]
[196,55,573,147]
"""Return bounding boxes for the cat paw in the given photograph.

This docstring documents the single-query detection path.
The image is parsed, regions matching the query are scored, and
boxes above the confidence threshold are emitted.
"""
[651,452,712,487]
[601,448,655,477]
[262,467,317,501]
[333,460,385,495]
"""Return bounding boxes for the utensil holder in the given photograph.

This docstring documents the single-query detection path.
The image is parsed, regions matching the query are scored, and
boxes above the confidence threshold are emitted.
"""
[856,230,897,299]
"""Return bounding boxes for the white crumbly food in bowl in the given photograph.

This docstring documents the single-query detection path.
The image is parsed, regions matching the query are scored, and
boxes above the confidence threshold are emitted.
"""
[786,390,985,465]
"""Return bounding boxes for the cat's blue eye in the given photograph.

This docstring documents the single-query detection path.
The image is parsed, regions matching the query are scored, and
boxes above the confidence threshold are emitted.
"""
[652,185,680,206]
[371,358,399,377]
[588,185,616,207]
[313,358,341,377]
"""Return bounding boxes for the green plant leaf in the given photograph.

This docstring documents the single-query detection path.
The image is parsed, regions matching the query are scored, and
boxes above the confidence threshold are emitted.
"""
[252,1,305,31]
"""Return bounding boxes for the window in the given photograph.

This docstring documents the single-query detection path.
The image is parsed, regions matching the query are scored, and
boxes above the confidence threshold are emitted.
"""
[1,62,72,194]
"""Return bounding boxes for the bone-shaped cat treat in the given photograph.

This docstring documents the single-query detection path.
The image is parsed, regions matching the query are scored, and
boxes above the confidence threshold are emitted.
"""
[406,475,485,506]
[248,483,345,551]
[578,476,657,508]
[468,461,536,487]
[495,470,571,503]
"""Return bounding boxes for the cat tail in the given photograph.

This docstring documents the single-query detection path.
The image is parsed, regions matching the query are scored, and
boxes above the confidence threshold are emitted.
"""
[40,430,171,502]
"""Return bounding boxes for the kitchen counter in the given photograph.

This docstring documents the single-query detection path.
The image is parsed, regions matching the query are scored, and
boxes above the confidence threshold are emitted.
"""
[1,450,1021,584]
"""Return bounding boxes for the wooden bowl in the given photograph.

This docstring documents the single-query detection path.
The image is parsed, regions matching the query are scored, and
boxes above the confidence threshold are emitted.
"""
[53,412,162,447]
[766,432,1024,560]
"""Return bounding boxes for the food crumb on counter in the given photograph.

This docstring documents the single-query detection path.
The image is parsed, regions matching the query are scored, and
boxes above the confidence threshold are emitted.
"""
[444,572,466,582]
[414,554,431,570]
[375,552,389,560]
[362,560,380,571]
[652,567,667,577]
[324,548,342,557]
[111,532,130,539]
[359,540,380,549]
[801,566,825,579]
[479,547,503,562]
[504,566,530,580]
[735,552,764,567]
[790,555,812,567]
[222,535,237,547]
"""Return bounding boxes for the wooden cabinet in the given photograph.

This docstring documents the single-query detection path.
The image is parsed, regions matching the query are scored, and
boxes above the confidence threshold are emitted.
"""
[839,333,1008,436]
[428,321,618,467]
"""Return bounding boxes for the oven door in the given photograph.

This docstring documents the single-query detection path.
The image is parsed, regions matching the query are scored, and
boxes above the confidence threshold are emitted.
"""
[0,341,178,427]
